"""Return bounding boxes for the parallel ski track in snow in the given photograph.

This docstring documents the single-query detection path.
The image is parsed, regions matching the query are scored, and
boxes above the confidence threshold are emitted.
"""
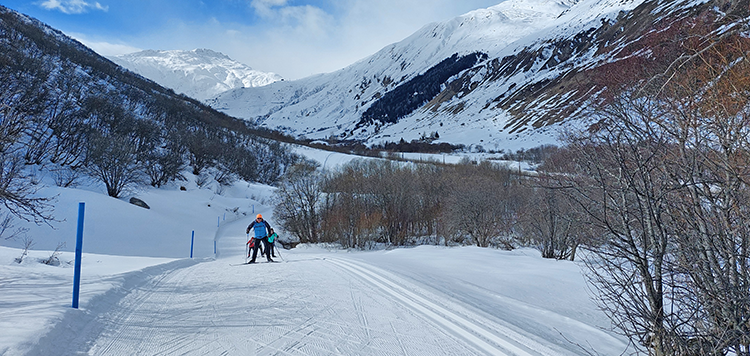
[327,258,562,356]
[76,256,480,356]
[90,265,212,356]
[31,254,568,355]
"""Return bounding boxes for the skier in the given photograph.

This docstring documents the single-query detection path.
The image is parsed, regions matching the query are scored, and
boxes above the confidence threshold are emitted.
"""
[267,228,278,258]
[245,237,263,257]
[245,214,273,263]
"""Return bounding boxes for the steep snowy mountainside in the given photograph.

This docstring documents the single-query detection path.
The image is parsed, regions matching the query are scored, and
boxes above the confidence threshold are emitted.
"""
[210,0,738,152]
[209,0,583,151]
[111,49,283,102]
[0,4,294,186]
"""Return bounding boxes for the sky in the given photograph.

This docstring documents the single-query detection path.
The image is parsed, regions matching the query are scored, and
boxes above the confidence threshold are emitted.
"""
[1,0,506,80]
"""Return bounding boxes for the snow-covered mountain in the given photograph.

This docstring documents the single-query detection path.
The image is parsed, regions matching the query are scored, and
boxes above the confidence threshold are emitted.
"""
[206,0,630,151]
[110,49,283,102]
[207,0,733,152]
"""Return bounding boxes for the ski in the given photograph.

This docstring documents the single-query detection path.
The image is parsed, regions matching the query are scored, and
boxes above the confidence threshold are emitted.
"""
[230,260,278,266]
[230,262,254,266]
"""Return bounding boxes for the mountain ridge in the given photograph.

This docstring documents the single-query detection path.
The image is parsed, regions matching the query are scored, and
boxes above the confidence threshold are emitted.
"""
[110,48,283,102]
[206,0,742,153]
[208,0,645,151]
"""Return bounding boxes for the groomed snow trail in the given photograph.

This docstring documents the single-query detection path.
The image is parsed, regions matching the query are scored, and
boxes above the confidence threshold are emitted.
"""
[27,248,579,356]
[327,258,563,356]
[77,254,531,356]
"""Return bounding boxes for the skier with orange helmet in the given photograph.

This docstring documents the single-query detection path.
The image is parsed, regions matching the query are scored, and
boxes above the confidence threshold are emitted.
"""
[245,214,273,263]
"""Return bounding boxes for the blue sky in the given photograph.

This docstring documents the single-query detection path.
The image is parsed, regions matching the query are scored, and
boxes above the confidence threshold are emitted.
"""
[1,0,504,79]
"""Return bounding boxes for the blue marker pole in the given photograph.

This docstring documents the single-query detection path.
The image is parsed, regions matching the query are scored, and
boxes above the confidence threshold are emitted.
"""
[217,216,220,227]
[190,231,195,258]
[72,202,85,309]
[214,240,217,255]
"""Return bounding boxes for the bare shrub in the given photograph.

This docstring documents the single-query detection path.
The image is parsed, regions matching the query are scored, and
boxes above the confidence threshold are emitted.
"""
[51,166,82,188]
[14,236,34,264]
[195,171,211,188]
[42,242,65,266]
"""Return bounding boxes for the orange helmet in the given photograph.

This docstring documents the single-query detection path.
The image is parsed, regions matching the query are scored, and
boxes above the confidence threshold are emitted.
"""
[256,214,262,219]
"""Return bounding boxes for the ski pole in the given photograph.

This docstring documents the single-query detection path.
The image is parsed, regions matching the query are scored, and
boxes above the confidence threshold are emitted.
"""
[275,243,284,261]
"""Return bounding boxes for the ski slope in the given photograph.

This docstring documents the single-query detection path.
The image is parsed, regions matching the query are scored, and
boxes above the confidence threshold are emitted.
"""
[4,223,627,355]
[0,148,628,355]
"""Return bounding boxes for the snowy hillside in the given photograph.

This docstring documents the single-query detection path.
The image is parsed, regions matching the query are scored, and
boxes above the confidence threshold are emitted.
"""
[111,49,283,102]
[208,0,644,151]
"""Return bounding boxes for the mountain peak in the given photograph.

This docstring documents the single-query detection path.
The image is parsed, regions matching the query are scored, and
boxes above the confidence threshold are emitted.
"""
[191,48,230,58]
[110,49,283,102]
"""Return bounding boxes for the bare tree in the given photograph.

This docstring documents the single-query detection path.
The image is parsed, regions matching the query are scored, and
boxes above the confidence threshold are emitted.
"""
[85,133,142,198]
[321,166,382,248]
[0,63,54,226]
[443,161,519,248]
[558,89,681,355]
[0,153,54,224]
[143,144,186,188]
[658,30,750,354]
[544,11,750,355]
[364,160,422,246]
[519,184,581,260]
[273,161,324,244]
[0,212,28,241]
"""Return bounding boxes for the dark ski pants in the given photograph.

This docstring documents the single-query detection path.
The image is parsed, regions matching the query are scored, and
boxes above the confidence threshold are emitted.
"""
[249,237,271,262]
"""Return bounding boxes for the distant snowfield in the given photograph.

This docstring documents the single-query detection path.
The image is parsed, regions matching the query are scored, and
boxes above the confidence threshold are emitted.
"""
[0,149,627,356]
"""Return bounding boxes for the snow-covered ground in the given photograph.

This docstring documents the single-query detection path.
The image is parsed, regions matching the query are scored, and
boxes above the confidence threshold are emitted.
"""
[0,150,628,355]
[294,144,537,172]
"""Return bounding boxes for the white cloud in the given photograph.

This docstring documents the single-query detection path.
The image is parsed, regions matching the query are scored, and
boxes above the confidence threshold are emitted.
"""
[68,0,503,80]
[70,33,142,56]
[40,0,109,14]
[250,0,289,17]
[249,0,331,37]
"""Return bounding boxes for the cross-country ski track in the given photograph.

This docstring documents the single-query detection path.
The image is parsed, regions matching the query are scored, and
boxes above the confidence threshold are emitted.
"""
[19,222,625,356]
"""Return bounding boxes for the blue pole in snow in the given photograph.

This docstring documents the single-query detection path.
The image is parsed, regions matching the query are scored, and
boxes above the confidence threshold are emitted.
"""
[190,231,195,258]
[72,202,85,309]
[214,240,216,255]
